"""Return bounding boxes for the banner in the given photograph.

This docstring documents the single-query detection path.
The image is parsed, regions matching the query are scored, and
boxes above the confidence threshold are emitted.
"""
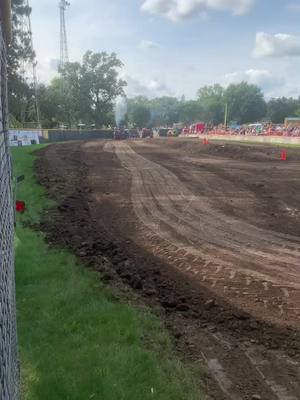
[9,130,41,146]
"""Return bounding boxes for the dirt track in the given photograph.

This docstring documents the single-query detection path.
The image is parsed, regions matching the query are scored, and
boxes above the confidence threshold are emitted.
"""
[36,139,300,400]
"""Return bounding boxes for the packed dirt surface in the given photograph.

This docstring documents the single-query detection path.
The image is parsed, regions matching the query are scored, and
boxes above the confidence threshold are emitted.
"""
[36,138,300,400]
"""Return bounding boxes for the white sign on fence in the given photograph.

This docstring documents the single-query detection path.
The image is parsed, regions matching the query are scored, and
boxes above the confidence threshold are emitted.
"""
[9,130,41,146]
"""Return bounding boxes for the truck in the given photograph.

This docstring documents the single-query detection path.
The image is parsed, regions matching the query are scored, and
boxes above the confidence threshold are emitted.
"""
[182,122,206,136]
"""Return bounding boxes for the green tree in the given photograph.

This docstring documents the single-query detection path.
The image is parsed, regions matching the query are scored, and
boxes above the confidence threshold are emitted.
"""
[149,97,180,126]
[179,100,203,124]
[128,96,150,107]
[58,51,127,127]
[128,103,151,127]
[81,51,126,126]
[225,82,267,124]
[37,80,64,128]
[267,97,300,123]
[197,84,225,124]
[59,62,82,126]
[8,0,35,123]
[127,96,180,127]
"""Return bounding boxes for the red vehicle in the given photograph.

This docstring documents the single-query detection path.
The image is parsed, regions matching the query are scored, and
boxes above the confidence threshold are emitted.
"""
[190,122,206,135]
[182,123,206,136]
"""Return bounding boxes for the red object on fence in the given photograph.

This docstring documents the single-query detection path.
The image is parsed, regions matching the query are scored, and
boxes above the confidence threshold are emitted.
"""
[281,150,287,161]
[16,200,26,213]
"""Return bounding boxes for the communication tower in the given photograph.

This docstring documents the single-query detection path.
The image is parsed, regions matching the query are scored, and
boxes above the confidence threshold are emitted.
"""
[20,0,41,128]
[59,0,70,70]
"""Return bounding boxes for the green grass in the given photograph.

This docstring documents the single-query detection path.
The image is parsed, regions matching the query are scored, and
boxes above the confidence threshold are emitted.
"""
[12,145,53,223]
[12,146,204,400]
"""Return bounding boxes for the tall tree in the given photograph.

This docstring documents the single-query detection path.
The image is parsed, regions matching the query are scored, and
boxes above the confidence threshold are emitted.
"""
[128,103,151,127]
[150,97,180,126]
[58,51,127,127]
[37,80,66,128]
[267,97,300,123]
[225,82,267,124]
[81,51,126,126]
[179,100,203,124]
[8,0,34,123]
[197,84,225,124]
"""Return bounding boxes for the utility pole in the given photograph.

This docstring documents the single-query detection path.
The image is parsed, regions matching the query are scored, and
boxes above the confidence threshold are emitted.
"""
[59,0,70,71]
[224,102,228,129]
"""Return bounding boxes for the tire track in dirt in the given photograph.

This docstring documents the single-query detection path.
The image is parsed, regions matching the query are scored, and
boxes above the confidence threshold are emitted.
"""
[108,141,300,328]
[104,141,300,400]
[37,141,300,400]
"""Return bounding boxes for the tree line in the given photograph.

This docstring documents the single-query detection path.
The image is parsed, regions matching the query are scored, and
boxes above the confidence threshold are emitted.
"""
[127,85,300,129]
[8,0,300,129]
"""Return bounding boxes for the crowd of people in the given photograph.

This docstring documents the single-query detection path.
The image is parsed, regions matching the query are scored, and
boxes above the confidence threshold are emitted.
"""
[114,122,300,139]
[206,123,300,137]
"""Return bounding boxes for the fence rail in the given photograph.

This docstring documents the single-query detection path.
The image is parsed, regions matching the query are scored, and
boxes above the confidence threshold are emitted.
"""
[0,23,19,400]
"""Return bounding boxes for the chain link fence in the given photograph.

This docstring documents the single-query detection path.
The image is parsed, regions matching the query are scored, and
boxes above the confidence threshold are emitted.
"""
[0,23,19,400]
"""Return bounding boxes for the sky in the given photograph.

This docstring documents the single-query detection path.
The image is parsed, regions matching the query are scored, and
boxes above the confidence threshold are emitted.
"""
[29,0,300,99]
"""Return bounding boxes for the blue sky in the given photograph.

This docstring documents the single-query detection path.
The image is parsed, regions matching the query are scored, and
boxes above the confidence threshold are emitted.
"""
[30,0,300,99]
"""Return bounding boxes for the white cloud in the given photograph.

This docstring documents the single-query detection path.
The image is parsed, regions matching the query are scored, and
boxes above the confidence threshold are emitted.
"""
[224,69,284,96]
[225,69,271,85]
[140,40,161,49]
[246,69,272,86]
[253,32,300,58]
[141,0,255,22]
[123,75,172,98]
